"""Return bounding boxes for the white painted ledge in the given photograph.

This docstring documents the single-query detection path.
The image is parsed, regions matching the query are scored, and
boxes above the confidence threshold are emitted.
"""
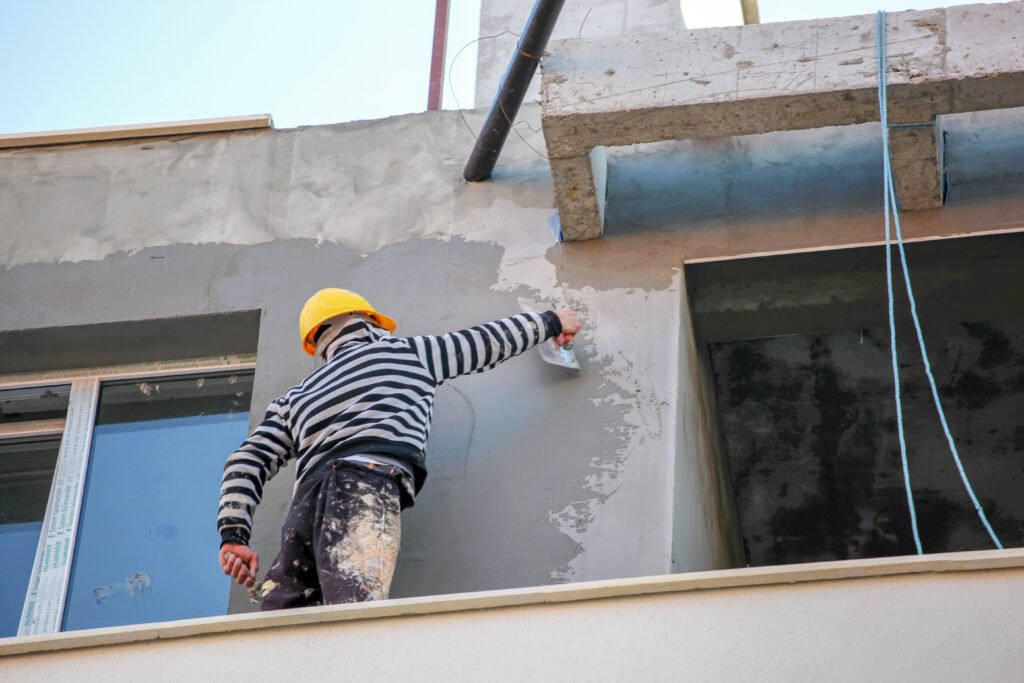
[0,115,273,150]
[2,548,1022,658]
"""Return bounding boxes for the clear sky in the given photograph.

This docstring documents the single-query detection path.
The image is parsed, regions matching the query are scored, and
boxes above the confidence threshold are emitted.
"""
[0,0,961,136]
[0,0,481,135]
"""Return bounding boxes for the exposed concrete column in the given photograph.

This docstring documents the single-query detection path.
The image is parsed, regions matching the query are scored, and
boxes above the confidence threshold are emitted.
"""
[550,147,607,241]
[889,119,945,210]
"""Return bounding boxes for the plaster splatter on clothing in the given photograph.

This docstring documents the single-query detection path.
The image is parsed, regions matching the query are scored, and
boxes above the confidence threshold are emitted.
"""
[260,460,401,610]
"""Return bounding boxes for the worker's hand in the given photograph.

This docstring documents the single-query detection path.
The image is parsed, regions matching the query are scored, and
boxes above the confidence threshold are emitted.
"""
[219,543,259,588]
[553,308,581,347]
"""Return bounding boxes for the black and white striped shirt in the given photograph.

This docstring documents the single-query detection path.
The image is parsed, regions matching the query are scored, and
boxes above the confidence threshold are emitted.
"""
[218,311,561,545]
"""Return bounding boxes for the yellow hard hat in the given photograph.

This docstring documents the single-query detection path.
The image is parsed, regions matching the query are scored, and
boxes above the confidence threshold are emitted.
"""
[298,288,397,356]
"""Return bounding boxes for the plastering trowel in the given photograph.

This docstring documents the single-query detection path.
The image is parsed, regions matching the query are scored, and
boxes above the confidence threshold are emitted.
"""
[518,297,581,371]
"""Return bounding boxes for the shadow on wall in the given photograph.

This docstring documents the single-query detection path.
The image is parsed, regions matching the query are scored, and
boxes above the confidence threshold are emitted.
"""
[602,124,882,234]
[602,106,1024,235]
[944,107,1024,202]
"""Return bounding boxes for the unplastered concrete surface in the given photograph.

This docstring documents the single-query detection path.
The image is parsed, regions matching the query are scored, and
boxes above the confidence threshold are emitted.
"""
[474,0,682,109]
[0,105,725,613]
[542,2,1024,150]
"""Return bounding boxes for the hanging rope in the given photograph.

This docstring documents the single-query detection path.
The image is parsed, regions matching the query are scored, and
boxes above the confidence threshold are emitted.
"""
[877,10,922,555]
[876,10,1003,551]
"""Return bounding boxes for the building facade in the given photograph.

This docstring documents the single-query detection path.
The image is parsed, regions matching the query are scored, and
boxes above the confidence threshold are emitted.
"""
[2,1,1024,679]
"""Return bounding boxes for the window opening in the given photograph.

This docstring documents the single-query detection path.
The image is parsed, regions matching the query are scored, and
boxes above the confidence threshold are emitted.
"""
[1,355,256,636]
[62,372,254,631]
[0,384,70,437]
[688,233,1024,567]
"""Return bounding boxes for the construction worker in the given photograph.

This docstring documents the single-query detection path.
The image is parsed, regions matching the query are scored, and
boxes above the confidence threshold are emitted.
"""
[217,288,581,609]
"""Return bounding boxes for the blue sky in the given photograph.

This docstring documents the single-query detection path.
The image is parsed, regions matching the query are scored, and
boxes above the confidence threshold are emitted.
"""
[0,0,956,135]
[0,0,481,134]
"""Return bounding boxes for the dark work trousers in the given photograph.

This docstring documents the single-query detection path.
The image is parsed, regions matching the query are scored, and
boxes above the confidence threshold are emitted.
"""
[260,460,402,610]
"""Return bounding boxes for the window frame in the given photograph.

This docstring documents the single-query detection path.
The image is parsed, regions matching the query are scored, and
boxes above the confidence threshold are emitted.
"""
[0,354,256,637]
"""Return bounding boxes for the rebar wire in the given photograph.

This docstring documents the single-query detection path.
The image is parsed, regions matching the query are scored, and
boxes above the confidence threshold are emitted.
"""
[578,7,592,38]
[446,31,553,164]
[447,30,520,141]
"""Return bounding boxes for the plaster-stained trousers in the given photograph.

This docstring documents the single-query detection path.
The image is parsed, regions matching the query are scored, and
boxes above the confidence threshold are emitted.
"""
[260,459,402,609]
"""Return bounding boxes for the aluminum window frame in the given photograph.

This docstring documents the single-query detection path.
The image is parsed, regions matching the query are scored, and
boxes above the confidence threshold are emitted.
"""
[0,354,256,636]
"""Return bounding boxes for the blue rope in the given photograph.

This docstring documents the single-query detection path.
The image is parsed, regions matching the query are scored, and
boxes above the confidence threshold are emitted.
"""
[877,12,922,554]
[876,11,1003,551]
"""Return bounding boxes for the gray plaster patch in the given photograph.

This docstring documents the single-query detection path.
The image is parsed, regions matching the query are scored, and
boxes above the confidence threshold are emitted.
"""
[1,236,656,609]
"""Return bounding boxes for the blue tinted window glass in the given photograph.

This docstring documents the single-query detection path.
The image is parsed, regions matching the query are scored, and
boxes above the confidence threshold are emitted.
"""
[62,372,253,632]
[0,437,61,637]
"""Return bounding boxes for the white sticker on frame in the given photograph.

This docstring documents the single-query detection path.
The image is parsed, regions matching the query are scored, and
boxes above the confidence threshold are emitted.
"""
[18,379,99,636]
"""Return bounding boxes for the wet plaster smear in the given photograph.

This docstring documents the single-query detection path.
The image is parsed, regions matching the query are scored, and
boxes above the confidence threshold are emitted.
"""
[0,105,729,609]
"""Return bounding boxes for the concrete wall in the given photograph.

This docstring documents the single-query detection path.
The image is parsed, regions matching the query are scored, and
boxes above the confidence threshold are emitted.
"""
[673,268,742,570]
[0,105,712,614]
[474,0,682,108]
[2,98,1022,615]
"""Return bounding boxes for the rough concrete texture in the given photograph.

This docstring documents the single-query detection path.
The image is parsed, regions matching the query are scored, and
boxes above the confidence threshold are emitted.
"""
[889,120,944,210]
[474,0,682,109]
[541,2,1024,238]
[549,146,607,241]
[0,105,726,614]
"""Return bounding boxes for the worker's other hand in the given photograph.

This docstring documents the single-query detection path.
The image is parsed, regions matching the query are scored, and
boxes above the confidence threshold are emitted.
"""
[553,308,581,347]
[219,543,259,588]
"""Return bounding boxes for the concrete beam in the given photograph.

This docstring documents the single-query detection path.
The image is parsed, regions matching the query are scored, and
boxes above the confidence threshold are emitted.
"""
[541,2,1024,240]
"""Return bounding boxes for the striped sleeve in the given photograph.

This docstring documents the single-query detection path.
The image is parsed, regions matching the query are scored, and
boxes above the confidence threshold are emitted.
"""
[217,397,294,545]
[409,311,561,384]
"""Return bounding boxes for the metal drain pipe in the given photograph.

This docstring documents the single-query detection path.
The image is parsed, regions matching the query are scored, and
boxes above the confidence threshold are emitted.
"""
[463,0,565,182]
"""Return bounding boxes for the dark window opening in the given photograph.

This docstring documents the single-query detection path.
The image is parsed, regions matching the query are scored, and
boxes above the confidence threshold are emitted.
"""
[687,232,1024,566]
[0,385,71,425]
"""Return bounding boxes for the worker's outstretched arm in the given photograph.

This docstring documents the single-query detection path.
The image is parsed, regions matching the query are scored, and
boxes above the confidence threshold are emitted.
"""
[409,308,580,383]
[217,397,294,585]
